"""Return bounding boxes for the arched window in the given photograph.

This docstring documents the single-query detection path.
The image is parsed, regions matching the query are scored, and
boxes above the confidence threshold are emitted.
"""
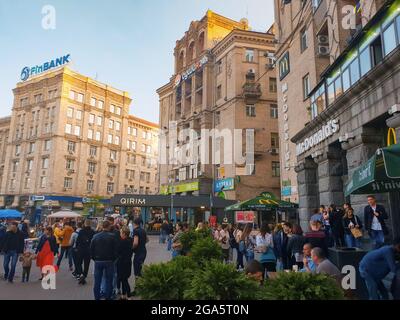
[198,32,205,53]
[177,50,185,71]
[188,41,195,63]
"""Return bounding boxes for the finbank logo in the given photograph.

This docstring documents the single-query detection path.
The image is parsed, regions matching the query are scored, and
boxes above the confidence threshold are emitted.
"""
[20,54,71,81]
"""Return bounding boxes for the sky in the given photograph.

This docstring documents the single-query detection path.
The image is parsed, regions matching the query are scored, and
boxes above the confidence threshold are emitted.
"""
[0,0,275,123]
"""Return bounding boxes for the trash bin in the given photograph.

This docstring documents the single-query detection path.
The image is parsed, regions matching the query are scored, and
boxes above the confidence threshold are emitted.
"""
[328,247,369,299]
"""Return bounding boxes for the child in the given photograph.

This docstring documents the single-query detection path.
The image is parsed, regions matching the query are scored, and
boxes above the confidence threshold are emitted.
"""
[244,260,264,285]
[19,251,36,283]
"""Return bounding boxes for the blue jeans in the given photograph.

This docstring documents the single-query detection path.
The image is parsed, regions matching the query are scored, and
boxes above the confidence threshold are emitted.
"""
[159,231,167,244]
[359,268,389,300]
[94,261,114,300]
[345,234,361,248]
[171,249,180,259]
[3,251,18,282]
[245,250,254,263]
[57,246,73,268]
[370,230,385,248]
[167,238,172,251]
[236,249,244,269]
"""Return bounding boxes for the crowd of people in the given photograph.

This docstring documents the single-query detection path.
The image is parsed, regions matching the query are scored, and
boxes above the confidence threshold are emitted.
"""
[0,216,148,300]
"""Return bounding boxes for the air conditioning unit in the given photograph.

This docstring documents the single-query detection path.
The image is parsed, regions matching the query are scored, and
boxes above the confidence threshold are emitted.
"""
[317,35,329,45]
[248,68,256,74]
[63,188,67,191]
[266,63,274,70]
[269,148,279,155]
[317,45,330,56]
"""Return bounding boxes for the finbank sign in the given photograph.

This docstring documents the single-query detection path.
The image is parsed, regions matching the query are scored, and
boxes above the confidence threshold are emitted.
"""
[296,119,339,156]
[20,54,71,81]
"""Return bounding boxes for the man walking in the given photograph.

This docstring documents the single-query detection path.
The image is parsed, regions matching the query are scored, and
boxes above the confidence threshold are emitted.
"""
[56,221,74,270]
[364,195,388,248]
[359,238,400,300]
[91,220,119,300]
[1,222,24,283]
[75,219,95,285]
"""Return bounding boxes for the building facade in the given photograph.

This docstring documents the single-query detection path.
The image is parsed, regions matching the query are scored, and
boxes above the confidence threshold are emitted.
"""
[273,0,386,203]
[279,0,400,238]
[0,67,159,211]
[157,10,280,207]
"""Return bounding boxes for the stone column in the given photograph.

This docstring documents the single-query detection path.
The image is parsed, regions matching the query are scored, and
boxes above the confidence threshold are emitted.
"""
[341,127,391,234]
[314,146,345,207]
[295,158,318,232]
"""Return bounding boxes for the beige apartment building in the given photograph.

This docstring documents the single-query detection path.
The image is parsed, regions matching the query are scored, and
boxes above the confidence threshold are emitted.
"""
[157,10,280,212]
[274,0,386,203]
[0,67,159,210]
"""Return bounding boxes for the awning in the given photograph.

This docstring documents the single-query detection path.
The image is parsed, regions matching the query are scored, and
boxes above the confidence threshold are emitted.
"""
[0,209,22,219]
[225,192,298,211]
[345,144,400,196]
[73,202,84,209]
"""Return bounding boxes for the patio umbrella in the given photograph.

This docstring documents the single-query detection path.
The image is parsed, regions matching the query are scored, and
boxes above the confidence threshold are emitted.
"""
[0,209,23,219]
[225,192,298,211]
[47,210,82,219]
[345,143,400,196]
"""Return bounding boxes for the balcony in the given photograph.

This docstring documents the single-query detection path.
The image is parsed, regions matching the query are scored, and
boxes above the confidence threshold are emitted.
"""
[242,71,262,103]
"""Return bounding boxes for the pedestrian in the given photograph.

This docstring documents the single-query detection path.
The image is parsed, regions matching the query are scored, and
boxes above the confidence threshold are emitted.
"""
[56,221,74,270]
[2,222,25,283]
[359,237,400,300]
[227,224,237,263]
[216,224,230,263]
[19,251,36,283]
[311,247,342,284]
[301,243,316,273]
[342,208,363,248]
[91,220,119,300]
[20,220,29,241]
[234,224,244,270]
[160,220,169,244]
[239,223,256,264]
[117,226,133,300]
[321,206,332,245]
[364,195,389,248]
[171,222,184,258]
[132,217,148,278]
[53,222,63,254]
[273,223,289,270]
[287,224,305,270]
[310,207,323,223]
[36,226,58,280]
[69,222,82,279]
[75,219,95,285]
[329,204,345,247]
[255,223,276,279]
[304,220,328,257]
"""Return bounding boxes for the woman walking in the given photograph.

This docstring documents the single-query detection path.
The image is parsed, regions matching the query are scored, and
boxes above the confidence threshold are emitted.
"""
[117,227,133,300]
[36,226,58,280]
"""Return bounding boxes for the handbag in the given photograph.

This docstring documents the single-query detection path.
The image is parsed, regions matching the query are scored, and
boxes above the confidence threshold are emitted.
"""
[350,216,363,239]
[260,247,276,263]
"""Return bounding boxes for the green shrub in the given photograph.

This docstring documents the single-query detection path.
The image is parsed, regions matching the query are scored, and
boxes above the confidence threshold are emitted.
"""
[136,256,196,300]
[190,237,223,265]
[262,272,345,300]
[184,260,262,300]
[179,229,212,253]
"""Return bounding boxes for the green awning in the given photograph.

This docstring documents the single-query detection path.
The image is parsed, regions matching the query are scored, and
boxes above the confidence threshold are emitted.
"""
[345,144,400,196]
[224,192,298,211]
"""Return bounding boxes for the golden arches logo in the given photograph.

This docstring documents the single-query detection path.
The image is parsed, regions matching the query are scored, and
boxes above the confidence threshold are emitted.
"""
[387,128,397,146]
[259,199,279,205]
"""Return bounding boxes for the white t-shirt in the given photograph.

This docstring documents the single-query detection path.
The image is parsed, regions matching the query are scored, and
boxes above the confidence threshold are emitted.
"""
[255,233,273,251]
[370,205,383,231]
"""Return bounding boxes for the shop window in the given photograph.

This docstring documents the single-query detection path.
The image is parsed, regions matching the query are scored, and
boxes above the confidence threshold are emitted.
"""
[342,67,350,92]
[383,22,397,56]
[349,58,360,85]
[359,47,372,77]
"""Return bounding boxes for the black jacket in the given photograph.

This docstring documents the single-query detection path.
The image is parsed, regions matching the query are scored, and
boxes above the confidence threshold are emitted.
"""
[342,215,363,235]
[36,235,58,255]
[329,210,344,235]
[117,238,133,279]
[76,226,95,251]
[364,204,388,234]
[90,231,119,261]
[287,234,305,257]
[2,230,25,254]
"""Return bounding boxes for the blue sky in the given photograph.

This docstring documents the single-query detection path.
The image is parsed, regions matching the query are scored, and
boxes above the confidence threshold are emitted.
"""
[0,0,274,122]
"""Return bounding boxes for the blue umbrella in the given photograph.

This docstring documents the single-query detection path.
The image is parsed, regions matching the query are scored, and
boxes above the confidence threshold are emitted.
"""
[0,209,22,219]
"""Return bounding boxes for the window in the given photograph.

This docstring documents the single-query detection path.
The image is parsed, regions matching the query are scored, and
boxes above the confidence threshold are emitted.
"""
[88,162,96,174]
[146,132,152,140]
[245,49,255,62]
[132,128,137,136]
[131,141,136,150]
[215,112,221,126]
[342,67,351,92]
[65,124,72,134]
[146,145,152,154]
[272,161,280,177]
[87,180,94,192]
[334,76,343,99]
[303,74,310,99]
[34,94,43,103]
[279,52,290,80]
[88,129,94,140]
[110,150,117,161]
[115,121,121,131]
[217,85,222,100]
[67,141,76,152]
[142,131,147,139]
[51,106,56,117]
[116,107,121,115]
[44,140,51,151]
[246,105,256,117]
[29,142,35,153]
[89,145,97,157]
[383,23,397,56]
[24,177,31,189]
[42,158,49,169]
[95,131,101,141]
[90,97,96,107]
[115,136,120,145]
[300,29,308,52]
[27,159,33,171]
[40,176,47,188]
[77,93,84,103]
[271,133,279,149]
[66,159,75,170]
[74,125,81,136]
[108,134,113,144]
[98,100,104,109]
[76,110,82,120]
[109,120,114,129]
[270,104,278,119]
[48,89,57,99]
[67,107,74,118]
[127,140,131,149]
[96,116,102,126]
[107,182,114,193]
[269,78,277,93]
[359,47,371,76]
[107,166,116,177]
[10,179,16,190]
[141,144,146,152]
[349,58,360,85]
[12,160,19,172]
[89,114,95,124]
[110,105,115,113]
[15,145,21,156]
[216,60,222,74]
[64,177,72,189]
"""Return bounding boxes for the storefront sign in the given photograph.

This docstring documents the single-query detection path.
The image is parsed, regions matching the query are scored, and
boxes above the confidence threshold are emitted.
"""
[160,181,200,194]
[214,178,235,192]
[82,197,100,204]
[120,197,146,206]
[30,195,45,202]
[281,186,292,197]
[20,54,71,81]
[174,56,208,87]
[235,211,256,224]
[296,119,340,156]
